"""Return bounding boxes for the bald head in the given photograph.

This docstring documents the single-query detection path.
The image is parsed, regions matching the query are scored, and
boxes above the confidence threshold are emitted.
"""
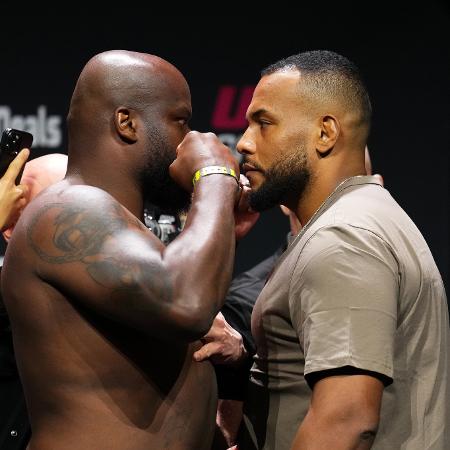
[65,50,192,213]
[72,51,183,105]
[20,153,67,199]
[67,50,189,145]
[3,153,67,241]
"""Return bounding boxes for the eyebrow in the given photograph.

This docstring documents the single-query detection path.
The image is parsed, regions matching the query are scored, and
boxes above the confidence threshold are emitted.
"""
[177,106,192,119]
[247,108,270,122]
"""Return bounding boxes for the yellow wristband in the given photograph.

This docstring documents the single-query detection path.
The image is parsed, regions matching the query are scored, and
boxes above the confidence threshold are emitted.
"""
[192,166,239,186]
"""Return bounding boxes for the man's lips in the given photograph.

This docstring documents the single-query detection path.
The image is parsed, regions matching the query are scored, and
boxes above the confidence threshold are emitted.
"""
[242,163,262,174]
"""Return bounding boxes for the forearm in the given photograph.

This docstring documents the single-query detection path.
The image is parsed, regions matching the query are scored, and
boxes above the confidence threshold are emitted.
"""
[163,176,238,332]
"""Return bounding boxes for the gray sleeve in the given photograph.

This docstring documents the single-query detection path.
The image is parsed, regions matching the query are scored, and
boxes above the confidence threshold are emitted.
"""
[289,224,399,380]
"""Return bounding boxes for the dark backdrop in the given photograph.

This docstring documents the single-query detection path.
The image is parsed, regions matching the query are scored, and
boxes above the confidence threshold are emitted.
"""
[0,9,448,291]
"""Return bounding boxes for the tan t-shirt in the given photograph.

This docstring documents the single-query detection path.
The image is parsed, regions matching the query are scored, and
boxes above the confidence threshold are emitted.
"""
[241,176,449,450]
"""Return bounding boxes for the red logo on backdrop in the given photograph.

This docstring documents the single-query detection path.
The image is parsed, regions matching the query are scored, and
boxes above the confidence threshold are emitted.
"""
[211,86,255,130]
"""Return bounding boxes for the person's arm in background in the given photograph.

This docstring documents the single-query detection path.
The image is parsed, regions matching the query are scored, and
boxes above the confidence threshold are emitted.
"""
[0,148,30,375]
[0,148,29,232]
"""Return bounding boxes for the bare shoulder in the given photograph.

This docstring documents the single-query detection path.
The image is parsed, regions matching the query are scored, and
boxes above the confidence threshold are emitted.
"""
[26,182,146,229]
[6,181,170,307]
[18,182,158,267]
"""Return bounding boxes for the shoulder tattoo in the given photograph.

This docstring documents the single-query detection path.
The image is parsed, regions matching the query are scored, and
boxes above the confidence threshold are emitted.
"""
[27,201,172,302]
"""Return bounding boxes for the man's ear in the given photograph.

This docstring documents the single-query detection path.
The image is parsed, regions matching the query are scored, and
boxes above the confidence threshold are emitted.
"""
[316,115,340,156]
[114,107,138,143]
[2,228,12,243]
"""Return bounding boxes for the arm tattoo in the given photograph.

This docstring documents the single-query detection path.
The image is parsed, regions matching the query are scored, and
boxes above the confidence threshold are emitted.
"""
[28,202,127,263]
[27,201,172,303]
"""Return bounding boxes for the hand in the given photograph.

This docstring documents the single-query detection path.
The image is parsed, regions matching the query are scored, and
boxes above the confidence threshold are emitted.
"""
[0,148,30,231]
[373,173,384,186]
[193,312,248,365]
[235,175,259,240]
[169,131,240,192]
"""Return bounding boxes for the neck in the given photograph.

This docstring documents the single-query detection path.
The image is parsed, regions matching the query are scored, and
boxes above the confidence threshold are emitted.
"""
[294,160,366,226]
[66,161,144,220]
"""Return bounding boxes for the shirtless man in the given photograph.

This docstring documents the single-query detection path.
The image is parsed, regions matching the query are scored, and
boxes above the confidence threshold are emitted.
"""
[2,50,243,450]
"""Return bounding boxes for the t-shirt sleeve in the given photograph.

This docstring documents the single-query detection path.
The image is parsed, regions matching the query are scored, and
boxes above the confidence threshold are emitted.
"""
[289,224,399,386]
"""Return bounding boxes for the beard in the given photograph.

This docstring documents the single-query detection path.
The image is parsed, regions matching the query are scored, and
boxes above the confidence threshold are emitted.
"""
[248,146,311,212]
[141,126,192,214]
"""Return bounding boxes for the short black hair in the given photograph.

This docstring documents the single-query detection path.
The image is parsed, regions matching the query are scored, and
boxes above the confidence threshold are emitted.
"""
[262,50,372,129]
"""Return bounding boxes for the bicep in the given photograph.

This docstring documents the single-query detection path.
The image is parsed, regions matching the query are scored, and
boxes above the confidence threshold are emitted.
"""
[27,196,179,336]
[292,375,383,449]
[47,231,171,319]
[310,373,384,420]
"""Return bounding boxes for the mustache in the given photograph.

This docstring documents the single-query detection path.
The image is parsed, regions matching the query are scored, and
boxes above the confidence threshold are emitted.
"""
[241,158,266,173]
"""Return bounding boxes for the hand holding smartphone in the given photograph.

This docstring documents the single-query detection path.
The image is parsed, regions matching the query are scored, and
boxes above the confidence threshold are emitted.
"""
[0,128,33,185]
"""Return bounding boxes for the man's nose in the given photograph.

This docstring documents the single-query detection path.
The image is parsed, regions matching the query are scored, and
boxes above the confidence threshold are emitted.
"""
[236,129,255,155]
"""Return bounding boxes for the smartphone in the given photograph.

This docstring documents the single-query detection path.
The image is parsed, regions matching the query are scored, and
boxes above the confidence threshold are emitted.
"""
[0,128,33,185]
